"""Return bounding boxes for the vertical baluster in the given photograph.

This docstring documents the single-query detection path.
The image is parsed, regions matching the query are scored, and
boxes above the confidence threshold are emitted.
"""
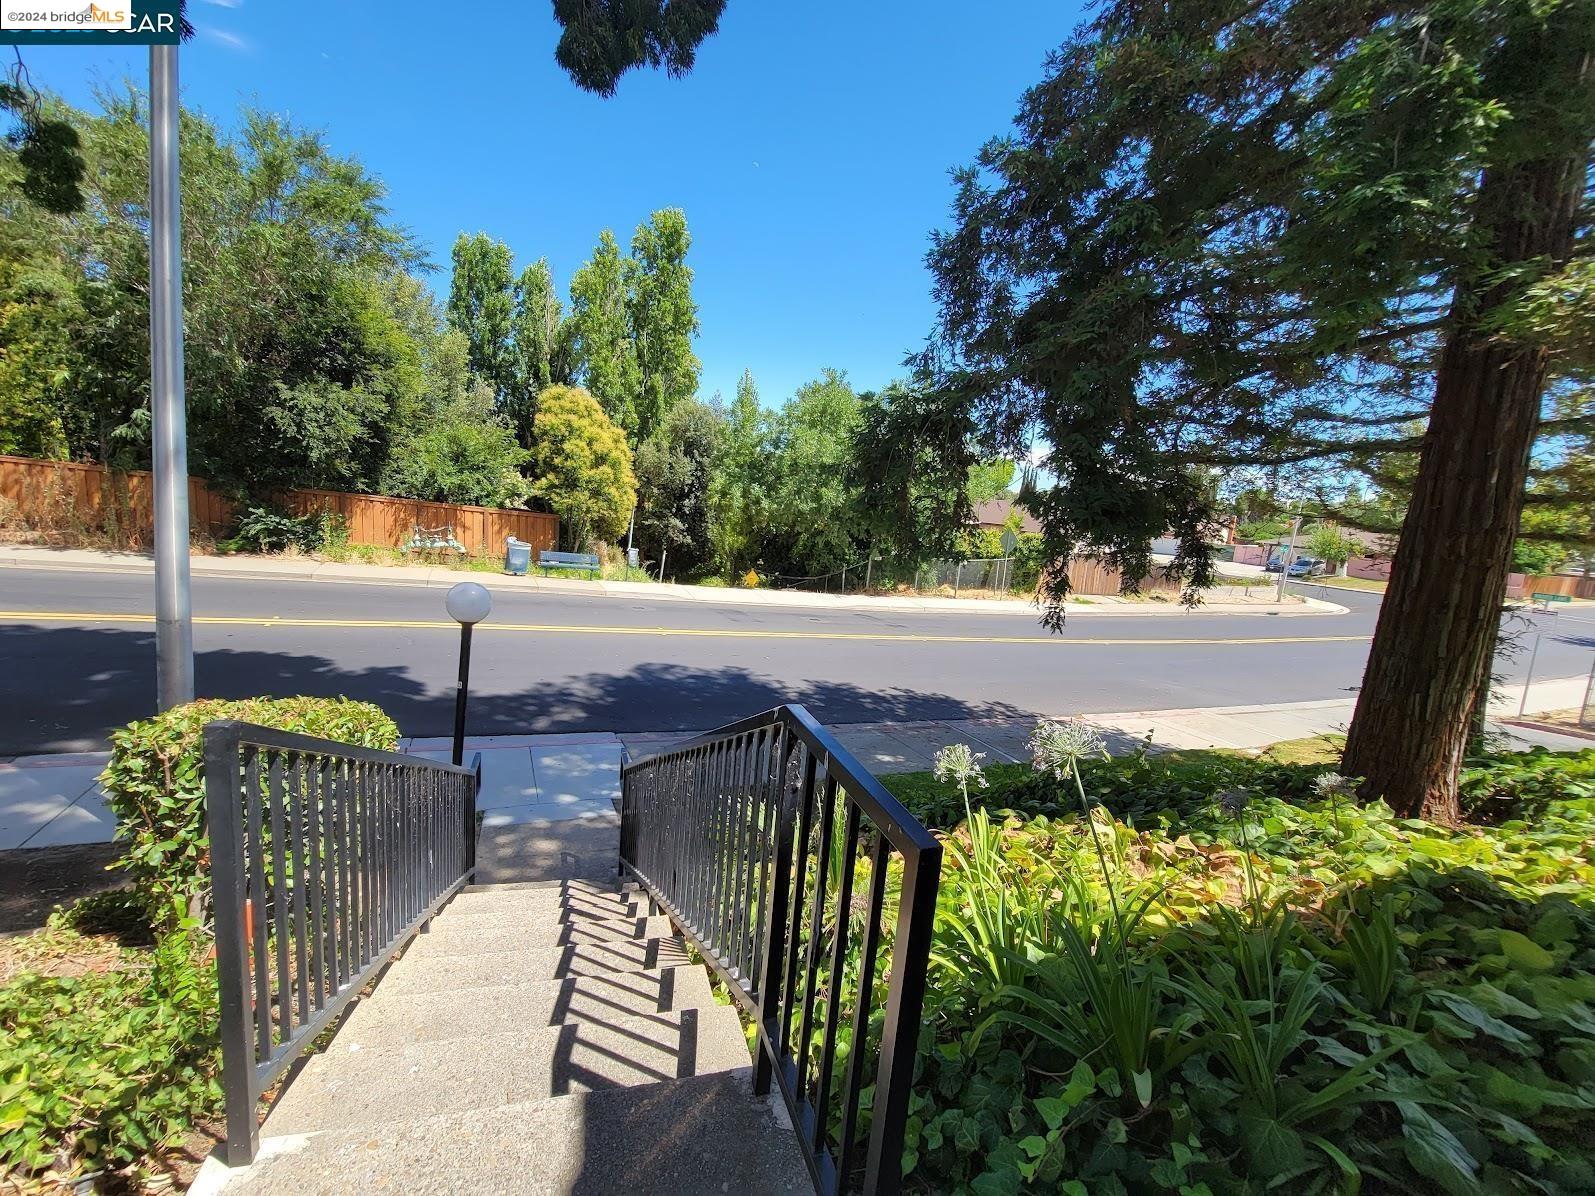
[779,746,818,1057]
[322,757,342,996]
[709,739,729,958]
[358,761,374,967]
[837,833,890,1190]
[729,730,755,980]
[287,755,310,1025]
[689,747,708,931]
[244,749,271,1062]
[754,731,801,1096]
[748,725,777,1000]
[267,752,293,1044]
[304,753,326,1012]
[811,798,861,1154]
[793,772,838,1100]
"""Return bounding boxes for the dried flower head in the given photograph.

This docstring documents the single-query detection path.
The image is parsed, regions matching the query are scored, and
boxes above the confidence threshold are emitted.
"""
[1216,788,1252,817]
[1028,719,1108,778]
[1313,771,1353,799]
[933,743,987,790]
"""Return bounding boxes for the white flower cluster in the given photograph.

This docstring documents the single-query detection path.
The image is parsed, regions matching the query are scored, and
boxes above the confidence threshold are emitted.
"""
[933,743,988,790]
[1313,771,1353,799]
[1028,719,1107,778]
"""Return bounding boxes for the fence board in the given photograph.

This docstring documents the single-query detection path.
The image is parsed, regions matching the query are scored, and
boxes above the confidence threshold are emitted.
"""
[0,455,557,555]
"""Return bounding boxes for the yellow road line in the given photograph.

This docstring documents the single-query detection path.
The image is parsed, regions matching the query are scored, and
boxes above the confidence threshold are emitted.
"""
[0,609,1370,647]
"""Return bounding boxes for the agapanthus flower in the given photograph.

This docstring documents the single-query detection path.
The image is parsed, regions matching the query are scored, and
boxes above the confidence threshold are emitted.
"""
[933,743,987,791]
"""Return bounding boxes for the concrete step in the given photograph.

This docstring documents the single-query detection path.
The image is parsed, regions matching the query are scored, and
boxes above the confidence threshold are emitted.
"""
[466,878,633,894]
[441,895,649,926]
[264,1006,753,1136]
[380,938,693,993]
[337,965,719,1044]
[408,914,677,958]
[209,1069,813,1196]
[449,887,647,920]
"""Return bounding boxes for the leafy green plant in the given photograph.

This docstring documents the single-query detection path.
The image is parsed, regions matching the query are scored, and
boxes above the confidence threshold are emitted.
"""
[100,696,398,921]
[889,742,1595,1193]
[0,914,220,1184]
[227,505,329,554]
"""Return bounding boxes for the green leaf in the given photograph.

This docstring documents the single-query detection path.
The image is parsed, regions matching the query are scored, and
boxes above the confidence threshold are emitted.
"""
[1399,1102,1482,1196]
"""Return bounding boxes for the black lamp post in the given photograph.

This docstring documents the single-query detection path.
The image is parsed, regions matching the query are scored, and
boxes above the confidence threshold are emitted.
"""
[445,582,492,765]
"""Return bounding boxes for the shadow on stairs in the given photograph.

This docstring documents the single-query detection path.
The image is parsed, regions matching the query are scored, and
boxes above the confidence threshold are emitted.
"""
[191,879,813,1195]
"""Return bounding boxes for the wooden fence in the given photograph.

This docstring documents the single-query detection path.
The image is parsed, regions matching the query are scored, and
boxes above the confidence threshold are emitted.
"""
[0,455,557,556]
[1517,572,1595,600]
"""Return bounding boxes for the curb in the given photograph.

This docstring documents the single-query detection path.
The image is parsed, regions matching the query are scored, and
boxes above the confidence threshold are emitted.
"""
[0,546,1348,618]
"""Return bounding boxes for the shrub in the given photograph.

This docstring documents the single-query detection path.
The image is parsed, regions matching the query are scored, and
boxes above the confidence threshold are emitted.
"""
[227,505,336,554]
[100,697,398,920]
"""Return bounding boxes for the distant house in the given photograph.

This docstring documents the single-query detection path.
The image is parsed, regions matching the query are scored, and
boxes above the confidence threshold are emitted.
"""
[972,497,1041,534]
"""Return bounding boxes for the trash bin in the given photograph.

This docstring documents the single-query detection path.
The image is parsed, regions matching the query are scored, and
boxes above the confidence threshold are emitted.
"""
[504,536,531,576]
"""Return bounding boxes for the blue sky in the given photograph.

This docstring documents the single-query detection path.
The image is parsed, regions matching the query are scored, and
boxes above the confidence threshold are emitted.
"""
[24,0,1085,408]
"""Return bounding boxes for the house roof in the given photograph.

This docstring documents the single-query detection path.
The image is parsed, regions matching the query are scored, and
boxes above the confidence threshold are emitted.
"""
[972,497,1041,534]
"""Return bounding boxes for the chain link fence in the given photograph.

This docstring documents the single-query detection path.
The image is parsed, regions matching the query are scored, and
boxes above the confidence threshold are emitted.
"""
[912,557,1018,598]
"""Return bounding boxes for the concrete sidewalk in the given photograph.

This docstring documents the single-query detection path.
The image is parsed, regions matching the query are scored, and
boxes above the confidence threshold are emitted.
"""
[0,544,1344,618]
[5,676,1587,857]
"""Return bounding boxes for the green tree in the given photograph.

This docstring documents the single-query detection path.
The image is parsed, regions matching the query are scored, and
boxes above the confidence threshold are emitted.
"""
[628,208,701,442]
[708,368,767,575]
[528,384,637,550]
[446,233,517,401]
[552,0,726,95]
[966,459,1015,506]
[763,369,862,576]
[507,258,573,443]
[382,385,530,508]
[1306,525,1356,576]
[924,0,1595,820]
[634,398,721,576]
[1512,538,1566,575]
[850,381,974,573]
[568,230,642,437]
[0,251,75,457]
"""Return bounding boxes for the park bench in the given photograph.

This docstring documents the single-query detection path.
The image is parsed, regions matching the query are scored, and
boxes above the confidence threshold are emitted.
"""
[404,524,465,557]
[1531,591,1573,612]
[539,549,601,578]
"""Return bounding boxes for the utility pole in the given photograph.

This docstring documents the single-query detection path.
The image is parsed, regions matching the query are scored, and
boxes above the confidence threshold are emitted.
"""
[1275,507,1302,603]
[150,44,193,709]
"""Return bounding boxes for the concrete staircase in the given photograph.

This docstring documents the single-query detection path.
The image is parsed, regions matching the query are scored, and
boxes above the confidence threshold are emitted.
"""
[201,879,812,1195]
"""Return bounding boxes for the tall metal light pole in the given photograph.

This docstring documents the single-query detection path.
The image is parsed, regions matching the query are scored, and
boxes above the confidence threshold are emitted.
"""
[1275,506,1302,603]
[150,44,193,710]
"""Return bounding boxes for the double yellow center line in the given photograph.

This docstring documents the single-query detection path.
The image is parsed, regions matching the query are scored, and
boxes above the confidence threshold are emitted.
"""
[0,609,1369,647]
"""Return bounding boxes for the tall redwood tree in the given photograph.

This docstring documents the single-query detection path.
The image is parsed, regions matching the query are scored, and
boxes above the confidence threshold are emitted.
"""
[922,0,1595,820]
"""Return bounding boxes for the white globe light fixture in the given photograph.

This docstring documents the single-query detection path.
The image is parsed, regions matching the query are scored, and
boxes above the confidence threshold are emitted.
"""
[446,582,493,626]
[445,583,492,764]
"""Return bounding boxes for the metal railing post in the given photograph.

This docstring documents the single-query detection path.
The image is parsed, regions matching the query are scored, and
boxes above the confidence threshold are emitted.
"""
[204,721,258,1167]
[863,836,942,1194]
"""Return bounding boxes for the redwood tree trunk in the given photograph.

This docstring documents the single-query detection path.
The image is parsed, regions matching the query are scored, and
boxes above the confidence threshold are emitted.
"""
[1342,152,1584,822]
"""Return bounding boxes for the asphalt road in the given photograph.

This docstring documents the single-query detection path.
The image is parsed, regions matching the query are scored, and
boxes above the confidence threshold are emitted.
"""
[1,567,1590,752]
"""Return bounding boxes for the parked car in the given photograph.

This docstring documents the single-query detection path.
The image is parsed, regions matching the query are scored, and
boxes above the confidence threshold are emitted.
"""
[1265,555,1324,577]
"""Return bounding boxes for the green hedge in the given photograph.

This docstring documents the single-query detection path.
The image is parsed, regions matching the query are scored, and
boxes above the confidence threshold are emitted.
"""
[100,696,398,920]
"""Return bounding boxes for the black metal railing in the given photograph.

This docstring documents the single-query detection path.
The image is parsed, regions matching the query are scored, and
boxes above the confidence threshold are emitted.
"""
[204,721,480,1165]
[620,704,942,1195]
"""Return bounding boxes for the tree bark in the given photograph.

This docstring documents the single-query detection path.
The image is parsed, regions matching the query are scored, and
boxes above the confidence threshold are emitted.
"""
[1342,151,1585,822]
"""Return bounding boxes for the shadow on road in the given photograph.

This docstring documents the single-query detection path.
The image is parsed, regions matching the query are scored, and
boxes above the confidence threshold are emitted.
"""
[4,624,1036,753]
